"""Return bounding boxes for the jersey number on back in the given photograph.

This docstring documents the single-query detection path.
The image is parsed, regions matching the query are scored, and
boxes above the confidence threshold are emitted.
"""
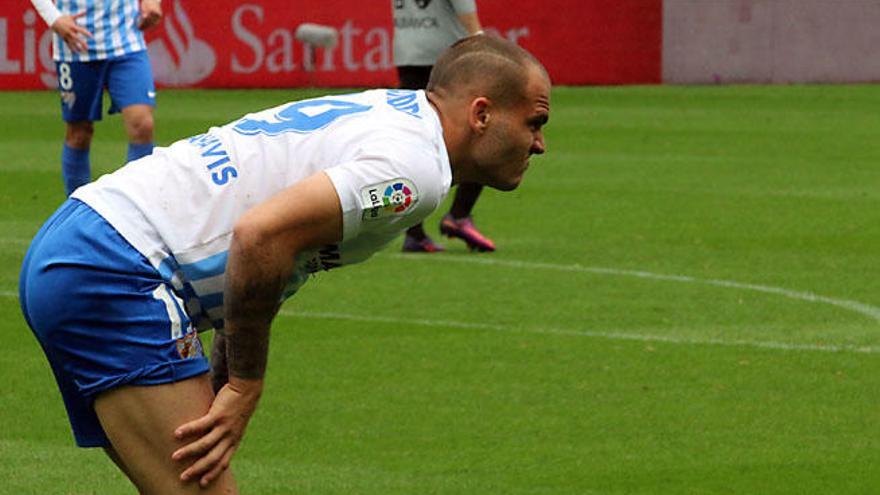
[232,98,372,136]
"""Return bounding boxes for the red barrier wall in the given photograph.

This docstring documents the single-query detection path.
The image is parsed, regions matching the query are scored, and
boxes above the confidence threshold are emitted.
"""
[0,0,661,90]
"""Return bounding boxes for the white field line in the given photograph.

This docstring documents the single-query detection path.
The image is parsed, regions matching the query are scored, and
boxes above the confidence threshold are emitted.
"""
[5,254,879,353]
[388,254,880,323]
[279,309,880,354]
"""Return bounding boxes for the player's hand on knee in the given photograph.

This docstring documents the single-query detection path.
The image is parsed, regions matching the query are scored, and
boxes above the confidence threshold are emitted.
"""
[171,378,263,487]
[52,13,92,53]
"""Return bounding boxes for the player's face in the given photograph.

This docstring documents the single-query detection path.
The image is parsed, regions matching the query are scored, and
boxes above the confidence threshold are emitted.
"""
[474,66,550,191]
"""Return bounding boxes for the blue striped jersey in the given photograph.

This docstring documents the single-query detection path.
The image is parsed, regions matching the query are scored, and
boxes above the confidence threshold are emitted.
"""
[53,0,147,62]
[73,90,452,331]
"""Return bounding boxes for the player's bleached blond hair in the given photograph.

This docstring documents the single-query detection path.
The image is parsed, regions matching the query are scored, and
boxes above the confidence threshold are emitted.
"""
[427,34,548,108]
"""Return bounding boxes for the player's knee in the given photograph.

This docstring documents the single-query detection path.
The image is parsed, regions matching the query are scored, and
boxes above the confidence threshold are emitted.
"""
[127,113,155,143]
[65,122,95,149]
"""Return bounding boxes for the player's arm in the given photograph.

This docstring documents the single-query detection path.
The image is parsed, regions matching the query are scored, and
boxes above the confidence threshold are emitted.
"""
[210,331,229,394]
[457,12,482,36]
[172,171,344,487]
[31,0,92,53]
[451,0,482,35]
[137,0,163,31]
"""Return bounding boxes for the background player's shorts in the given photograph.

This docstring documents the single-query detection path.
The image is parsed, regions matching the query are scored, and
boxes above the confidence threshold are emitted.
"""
[18,199,208,448]
[56,50,156,123]
[396,65,432,90]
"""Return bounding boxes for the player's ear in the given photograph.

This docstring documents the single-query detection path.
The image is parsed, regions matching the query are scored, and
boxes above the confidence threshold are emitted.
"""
[468,97,491,134]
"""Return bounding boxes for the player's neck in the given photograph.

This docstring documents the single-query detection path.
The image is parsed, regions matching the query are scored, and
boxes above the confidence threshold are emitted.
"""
[427,91,471,186]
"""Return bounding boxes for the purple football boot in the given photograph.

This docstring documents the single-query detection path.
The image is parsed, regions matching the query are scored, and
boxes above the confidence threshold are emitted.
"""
[402,234,446,253]
[439,214,496,252]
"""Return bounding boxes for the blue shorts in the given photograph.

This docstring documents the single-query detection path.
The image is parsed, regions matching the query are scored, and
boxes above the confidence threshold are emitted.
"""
[19,199,209,448]
[56,50,156,122]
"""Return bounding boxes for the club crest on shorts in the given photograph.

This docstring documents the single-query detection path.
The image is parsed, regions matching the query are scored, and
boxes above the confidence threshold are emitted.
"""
[361,178,418,220]
[176,332,203,359]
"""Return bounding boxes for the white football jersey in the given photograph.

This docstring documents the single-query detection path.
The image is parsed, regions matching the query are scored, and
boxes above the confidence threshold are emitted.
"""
[73,89,451,330]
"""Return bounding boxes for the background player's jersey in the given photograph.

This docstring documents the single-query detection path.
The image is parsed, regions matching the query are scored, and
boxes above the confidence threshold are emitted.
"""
[53,0,148,62]
[73,89,451,330]
[392,0,476,67]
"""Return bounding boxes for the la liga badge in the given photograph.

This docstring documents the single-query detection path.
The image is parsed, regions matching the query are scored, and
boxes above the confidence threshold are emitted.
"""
[361,178,418,220]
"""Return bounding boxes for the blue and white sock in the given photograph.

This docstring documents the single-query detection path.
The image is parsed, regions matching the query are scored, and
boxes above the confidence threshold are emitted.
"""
[61,144,90,196]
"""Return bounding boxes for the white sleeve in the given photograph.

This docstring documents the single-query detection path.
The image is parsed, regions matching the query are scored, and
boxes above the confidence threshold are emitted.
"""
[324,139,444,243]
[31,0,62,27]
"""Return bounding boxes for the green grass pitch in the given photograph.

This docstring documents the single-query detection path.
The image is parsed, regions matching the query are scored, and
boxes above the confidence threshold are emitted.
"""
[1,85,879,494]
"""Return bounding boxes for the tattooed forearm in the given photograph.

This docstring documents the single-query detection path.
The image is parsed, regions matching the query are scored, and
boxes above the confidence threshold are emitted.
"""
[225,320,271,380]
[210,331,230,394]
[223,231,293,381]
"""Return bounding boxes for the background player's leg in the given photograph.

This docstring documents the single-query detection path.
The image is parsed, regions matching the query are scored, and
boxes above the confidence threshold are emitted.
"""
[449,182,483,219]
[63,121,93,196]
[121,104,155,162]
[57,58,105,196]
[108,51,157,163]
[94,374,238,495]
[440,183,496,252]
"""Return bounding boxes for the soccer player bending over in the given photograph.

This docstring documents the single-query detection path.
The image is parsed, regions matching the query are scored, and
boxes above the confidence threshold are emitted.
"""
[19,35,550,493]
